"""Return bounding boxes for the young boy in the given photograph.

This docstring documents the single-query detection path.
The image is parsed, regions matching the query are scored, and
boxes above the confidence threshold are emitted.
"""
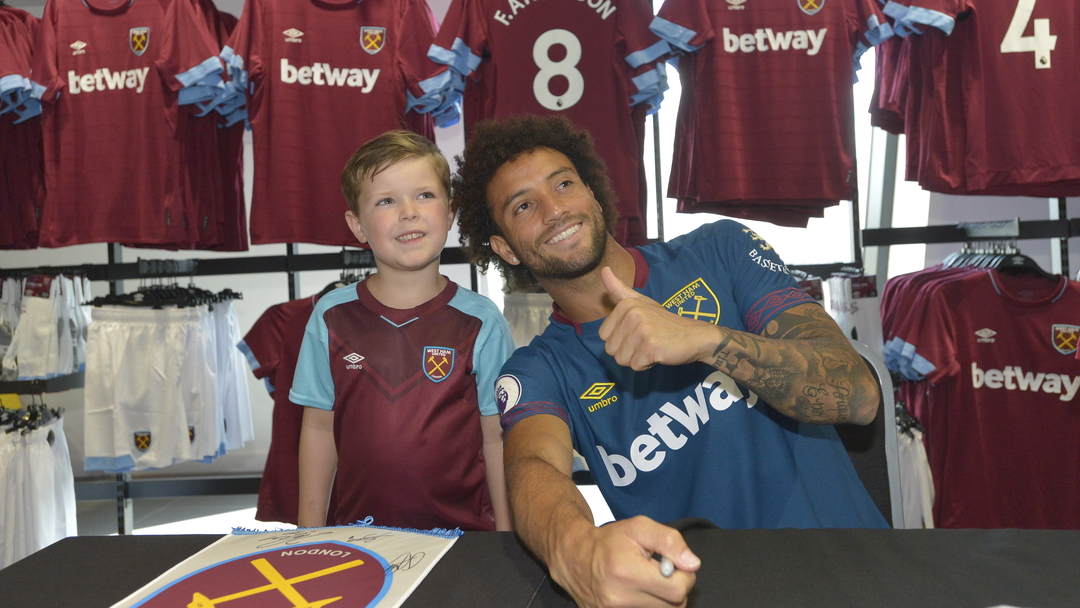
[292,131,513,531]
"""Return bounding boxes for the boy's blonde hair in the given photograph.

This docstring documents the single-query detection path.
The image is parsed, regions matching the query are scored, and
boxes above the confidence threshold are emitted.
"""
[340,130,451,216]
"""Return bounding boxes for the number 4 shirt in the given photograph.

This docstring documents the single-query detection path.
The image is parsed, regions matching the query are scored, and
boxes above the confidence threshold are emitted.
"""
[886,0,1080,193]
[418,0,669,247]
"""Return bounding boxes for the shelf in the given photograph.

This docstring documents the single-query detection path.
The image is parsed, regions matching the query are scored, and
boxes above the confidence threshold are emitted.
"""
[0,372,85,394]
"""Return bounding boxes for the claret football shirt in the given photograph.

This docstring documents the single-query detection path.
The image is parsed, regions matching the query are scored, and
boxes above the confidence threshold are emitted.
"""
[31,0,224,247]
[650,0,892,227]
[419,0,669,246]
[222,0,437,246]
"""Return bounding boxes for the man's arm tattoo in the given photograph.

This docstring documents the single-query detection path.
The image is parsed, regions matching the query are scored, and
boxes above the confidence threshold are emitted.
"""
[708,304,874,424]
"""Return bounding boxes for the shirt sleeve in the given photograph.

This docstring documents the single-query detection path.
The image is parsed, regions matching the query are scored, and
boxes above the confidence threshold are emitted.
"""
[289,304,336,410]
[496,348,571,434]
[398,0,439,103]
[473,306,515,417]
[156,0,225,94]
[409,0,485,125]
[29,0,62,102]
[884,0,963,35]
[705,221,818,335]
[237,303,288,391]
[221,0,265,98]
[0,27,31,114]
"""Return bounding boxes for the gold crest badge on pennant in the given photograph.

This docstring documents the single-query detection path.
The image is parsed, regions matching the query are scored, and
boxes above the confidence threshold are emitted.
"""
[799,0,824,15]
[129,27,150,56]
[1052,324,1080,355]
[361,27,385,55]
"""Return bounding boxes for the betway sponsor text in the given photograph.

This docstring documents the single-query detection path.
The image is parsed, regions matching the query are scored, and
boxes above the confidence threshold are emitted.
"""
[597,370,759,487]
[971,362,1080,402]
[280,59,379,92]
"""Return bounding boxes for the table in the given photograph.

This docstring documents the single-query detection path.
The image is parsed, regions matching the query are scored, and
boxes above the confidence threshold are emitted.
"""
[2,528,1079,607]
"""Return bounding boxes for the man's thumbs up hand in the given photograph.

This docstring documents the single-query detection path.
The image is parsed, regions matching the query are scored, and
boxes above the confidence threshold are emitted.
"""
[598,267,719,371]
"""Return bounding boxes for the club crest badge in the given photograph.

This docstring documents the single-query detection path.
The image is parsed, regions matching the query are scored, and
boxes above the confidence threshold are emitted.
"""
[662,278,721,325]
[799,0,824,15]
[129,27,150,56]
[1052,324,1080,355]
[361,27,386,54]
[188,426,196,444]
[133,541,390,608]
[423,347,454,382]
[134,431,152,452]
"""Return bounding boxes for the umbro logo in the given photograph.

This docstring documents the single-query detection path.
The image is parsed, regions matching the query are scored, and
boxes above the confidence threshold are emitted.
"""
[582,382,618,413]
[70,40,87,55]
[580,383,615,400]
[283,28,304,43]
[727,0,746,9]
[975,328,997,343]
[343,353,365,369]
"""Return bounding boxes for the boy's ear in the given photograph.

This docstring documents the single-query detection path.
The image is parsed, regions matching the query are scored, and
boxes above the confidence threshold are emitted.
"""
[345,210,368,244]
[489,235,519,266]
[446,199,457,225]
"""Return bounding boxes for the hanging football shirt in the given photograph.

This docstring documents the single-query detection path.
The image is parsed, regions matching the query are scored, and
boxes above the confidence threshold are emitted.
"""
[901,270,1080,529]
[238,296,317,526]
[886,0,1080,195]
[30,0,225,248]
[650,0,892,227]
[418,0,669,246]
[221,0,437,246]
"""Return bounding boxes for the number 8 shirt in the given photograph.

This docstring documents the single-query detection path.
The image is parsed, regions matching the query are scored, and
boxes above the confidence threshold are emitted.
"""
[421,0,669,247]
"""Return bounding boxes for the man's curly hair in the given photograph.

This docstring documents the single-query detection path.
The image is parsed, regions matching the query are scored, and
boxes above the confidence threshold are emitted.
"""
[451,115,619,293]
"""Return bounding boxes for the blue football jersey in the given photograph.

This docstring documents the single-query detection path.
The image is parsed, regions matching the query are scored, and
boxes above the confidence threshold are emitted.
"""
[496,220,887,529]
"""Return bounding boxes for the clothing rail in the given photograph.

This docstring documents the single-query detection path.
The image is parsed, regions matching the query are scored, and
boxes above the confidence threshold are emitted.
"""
[0,247,470,282]
[862,217,1080,247]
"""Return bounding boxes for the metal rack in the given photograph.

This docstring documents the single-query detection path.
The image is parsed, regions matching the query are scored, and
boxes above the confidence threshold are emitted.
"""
[859,131,1074,279]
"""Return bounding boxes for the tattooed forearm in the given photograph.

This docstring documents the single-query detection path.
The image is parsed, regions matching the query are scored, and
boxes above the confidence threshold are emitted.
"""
[707,303,878,425]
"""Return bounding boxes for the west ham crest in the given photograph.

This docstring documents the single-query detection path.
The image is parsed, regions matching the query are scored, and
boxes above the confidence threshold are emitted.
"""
[423,346,454,382]
[1052,324,1080,355]
[133,541,390,608]
[361,27,386,55]
[134,431,152,452]
[798,0,824,15]
[662,278,721,325]
[129,27,150,56]
[189,426,196,444]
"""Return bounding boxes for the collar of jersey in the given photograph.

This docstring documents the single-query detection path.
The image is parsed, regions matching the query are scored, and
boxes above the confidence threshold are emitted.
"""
[83,0,134,15]
[356,277,457,326]
[552,247,650,335]
[311,0,364,9]
[987,268,1068,307]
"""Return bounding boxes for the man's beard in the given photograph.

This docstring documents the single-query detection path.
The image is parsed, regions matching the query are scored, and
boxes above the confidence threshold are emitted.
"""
[515,213,607,282]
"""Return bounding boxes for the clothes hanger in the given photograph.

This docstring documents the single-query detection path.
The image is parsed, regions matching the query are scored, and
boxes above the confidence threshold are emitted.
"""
[990,240,1057,281]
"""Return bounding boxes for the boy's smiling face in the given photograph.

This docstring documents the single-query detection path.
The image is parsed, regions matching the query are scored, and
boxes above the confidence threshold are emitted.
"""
[346,156,455,276]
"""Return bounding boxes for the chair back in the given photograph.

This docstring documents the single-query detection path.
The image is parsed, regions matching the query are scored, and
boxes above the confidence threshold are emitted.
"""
[834,340,905,528]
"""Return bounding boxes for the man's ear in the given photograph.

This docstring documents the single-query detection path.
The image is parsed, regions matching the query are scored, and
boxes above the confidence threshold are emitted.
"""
[489,235,520,266]
[345,210,368,244]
